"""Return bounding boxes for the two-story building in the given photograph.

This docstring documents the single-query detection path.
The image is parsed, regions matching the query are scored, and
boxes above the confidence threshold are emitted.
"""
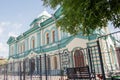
[7,7,119,78]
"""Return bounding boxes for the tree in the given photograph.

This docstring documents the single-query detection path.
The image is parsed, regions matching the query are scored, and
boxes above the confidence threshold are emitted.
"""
[42,0,120,35]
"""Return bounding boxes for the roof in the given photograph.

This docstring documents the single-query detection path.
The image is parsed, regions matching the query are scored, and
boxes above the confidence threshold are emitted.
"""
[37,10,51,18]
[30,10,52,26]
[7,36,16,44]
[7,7,62,45]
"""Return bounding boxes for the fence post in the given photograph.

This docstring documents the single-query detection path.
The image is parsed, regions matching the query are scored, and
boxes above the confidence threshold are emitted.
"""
[97,40,106,80]
[19,61,22,80]
[23,60,26,80]
[29,59,32,80]
[36,56,39,74]
[44,54,47,80]
[13,61,15,80]
[39,55,42,80]
[59,53,62,75]
[87,48,93,73]
[5,64,8,80]
[4,64,5,80]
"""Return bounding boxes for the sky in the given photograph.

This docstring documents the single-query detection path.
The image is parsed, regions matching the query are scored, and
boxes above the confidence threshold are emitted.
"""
[0,0,119,58]
[0,0,54,58]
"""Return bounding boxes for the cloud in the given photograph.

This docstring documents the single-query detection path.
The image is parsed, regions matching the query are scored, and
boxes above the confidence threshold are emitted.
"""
[0,22,10,35]
[12,23,22,29]
[0,22,10,27]
[0,27,4,35]
[8,32,18,37]
[0,21,22,29]
[0,21,23,58]
[0,21,23,36]
[0,42,8,58]
[0,43,7,52]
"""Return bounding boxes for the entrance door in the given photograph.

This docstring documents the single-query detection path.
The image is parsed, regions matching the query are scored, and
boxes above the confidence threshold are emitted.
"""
[74,50,85,67]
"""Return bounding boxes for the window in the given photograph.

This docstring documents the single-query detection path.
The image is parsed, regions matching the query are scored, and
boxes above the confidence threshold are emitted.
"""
[18,45,20,53]
[11,46,14,55]
[52,31,55,42]
[32,39,35,48]
[31,37,35,49]
[22,42,25,52]
[46,33,49,44]
[18,44,22,53]
[53,56,57,69]
[32,40,35,48]
[20,45,22,53]
[30,59,35,73]
[10,63,12,71]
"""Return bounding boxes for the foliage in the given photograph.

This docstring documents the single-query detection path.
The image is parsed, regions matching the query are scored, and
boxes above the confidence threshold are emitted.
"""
[42,0,120,35]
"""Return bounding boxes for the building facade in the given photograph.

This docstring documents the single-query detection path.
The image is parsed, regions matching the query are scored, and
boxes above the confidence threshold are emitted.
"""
[7,7,120,78]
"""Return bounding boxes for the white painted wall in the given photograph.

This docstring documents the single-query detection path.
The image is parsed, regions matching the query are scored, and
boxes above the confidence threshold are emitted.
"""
[66,38,88,51]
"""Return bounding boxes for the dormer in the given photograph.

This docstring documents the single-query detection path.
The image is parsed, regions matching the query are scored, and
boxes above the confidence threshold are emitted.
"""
[30,10,51,28]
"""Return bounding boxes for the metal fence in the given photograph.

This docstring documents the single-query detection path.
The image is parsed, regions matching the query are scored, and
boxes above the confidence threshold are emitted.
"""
[0,43,104,80]
[0,31,120,80]
[98,31,120,78]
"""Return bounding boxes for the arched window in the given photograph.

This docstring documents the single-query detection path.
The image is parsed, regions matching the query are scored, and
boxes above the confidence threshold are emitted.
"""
[11,46,14,55]
[22,42,25,52]
[32,39,35,48]
[18,44,20,53]
[52,31,55,42]
[53,56,57,69]
[31,36,35,49]
[20,45,22,53]
[46,33,49,44]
